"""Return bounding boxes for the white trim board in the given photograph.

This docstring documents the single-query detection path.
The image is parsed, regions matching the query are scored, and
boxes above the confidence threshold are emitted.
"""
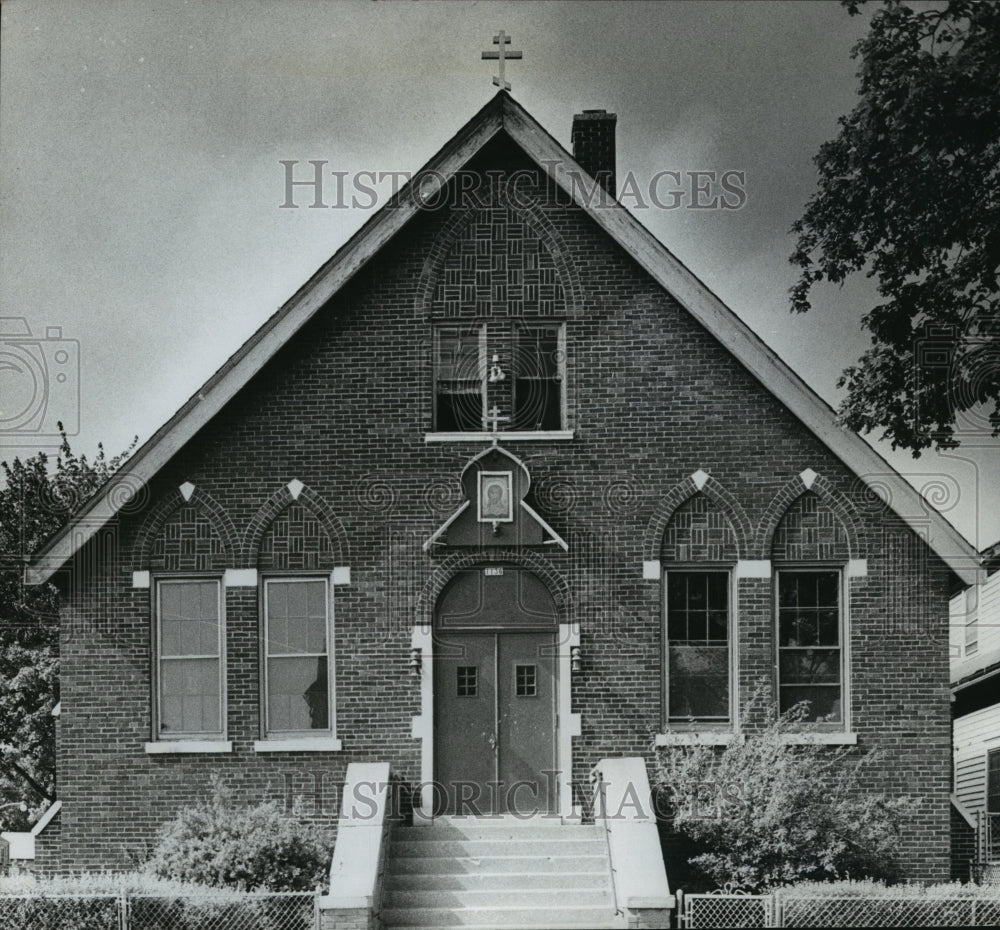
[25,92,979,586]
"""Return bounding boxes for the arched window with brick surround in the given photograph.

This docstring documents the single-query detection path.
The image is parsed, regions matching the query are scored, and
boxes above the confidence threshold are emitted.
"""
[661,494,739,727]
[771,491,851,726]
[248,487,346,751]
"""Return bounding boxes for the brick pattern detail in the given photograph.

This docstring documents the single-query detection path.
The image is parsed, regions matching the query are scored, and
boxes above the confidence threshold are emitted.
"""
[756,472,861,560]
[149,506,228,572]
[771,492,850,562]
[644,474,750,562]
[432,207,565,318]
[661,494,739,563]
[134,487,238,571]
[257,503,338,572]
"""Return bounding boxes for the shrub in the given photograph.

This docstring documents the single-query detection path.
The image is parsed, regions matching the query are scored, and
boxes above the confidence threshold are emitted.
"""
[144,777,333,891]
[655,696,916,892]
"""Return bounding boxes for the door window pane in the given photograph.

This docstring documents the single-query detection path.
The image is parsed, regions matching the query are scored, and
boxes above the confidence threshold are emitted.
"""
[515,664,537,697]
[666,571,730,722]
[457,666,478,697]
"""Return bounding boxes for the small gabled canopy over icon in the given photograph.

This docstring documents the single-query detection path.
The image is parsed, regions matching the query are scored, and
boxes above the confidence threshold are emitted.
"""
[423,445,567,551]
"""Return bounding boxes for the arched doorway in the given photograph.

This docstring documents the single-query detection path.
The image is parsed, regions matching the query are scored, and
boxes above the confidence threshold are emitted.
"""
[433,565,558,815]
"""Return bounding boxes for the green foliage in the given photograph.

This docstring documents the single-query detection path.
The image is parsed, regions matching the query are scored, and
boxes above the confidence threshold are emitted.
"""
[144,777,333,892]
[655,699,916,892]
[0,429,135,829]
[790,0,1000,453]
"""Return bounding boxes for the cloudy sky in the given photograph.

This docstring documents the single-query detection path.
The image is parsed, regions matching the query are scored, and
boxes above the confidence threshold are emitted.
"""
[1,0,996,547]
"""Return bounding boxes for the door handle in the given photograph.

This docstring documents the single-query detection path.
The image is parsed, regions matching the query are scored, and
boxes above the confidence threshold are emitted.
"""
[487,733,497,751]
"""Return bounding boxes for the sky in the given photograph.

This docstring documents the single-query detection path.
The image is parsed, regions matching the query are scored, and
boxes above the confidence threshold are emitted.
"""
[1,0,997,548]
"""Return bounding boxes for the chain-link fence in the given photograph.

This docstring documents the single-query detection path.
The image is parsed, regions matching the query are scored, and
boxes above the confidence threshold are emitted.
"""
[0,894,122,930]
[679,890,772,928]
[779,895,1000,927]
[0,891,318,930]
[679,889,1000,928]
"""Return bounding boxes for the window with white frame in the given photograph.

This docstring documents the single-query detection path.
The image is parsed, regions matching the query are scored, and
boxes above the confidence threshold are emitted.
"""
[433,321,565,432]
[155,578,224,738]
[665,570,731,723]
[263,577,332,735]
[776,569,843,723]
[965,615,979,655]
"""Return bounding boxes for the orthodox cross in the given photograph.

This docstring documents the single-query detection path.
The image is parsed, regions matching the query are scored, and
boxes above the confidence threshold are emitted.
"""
[484,405,510,433]
[481,31,522,91]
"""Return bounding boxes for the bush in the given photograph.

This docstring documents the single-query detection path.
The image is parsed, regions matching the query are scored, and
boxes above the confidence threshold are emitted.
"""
[655,696,916,892]
[144,777,333,891]
[779,878,1000,899]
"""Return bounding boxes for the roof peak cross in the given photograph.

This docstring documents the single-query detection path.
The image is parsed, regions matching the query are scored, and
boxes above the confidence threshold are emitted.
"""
[481,30,522,92]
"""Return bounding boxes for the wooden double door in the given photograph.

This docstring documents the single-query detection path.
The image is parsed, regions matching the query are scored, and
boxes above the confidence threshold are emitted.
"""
[432,568,558,816]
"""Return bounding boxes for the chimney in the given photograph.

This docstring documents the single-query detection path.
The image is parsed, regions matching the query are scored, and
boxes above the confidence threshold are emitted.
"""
[571,109,617,198]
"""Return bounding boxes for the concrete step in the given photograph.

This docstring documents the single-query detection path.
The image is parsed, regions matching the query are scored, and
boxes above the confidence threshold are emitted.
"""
[387,854,608,875]
[389,838,605,858]
[384,887,612,909]
[398,821,602,841]
[387,870,610,891]
[380,904,618,928]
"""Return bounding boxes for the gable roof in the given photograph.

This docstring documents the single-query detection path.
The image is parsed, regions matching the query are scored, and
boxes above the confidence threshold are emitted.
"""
[27,92,981,586]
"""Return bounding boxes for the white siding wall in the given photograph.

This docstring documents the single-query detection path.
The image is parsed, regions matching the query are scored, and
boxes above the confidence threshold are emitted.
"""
[951,570,1000,681]
[954,701,1000,814]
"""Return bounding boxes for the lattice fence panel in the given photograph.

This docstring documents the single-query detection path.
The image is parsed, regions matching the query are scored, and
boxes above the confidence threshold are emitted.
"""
[128,893,316,930]
[0,894,121,930]
[685,893,771,928]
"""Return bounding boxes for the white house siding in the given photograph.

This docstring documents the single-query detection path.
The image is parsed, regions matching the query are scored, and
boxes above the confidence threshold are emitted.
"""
[954,702,1000,814]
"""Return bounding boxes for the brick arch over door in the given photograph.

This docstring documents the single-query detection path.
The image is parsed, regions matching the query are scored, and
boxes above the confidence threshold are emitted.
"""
[643,473,751,563]
[132,486,238,572]
[244,483,348,570]
[756,473,863,561]
[415,549,571,629]
[415,187,582,320]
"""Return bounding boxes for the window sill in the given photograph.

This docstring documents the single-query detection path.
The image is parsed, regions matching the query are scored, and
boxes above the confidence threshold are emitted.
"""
[779,732,857,746]
[145,740,233,754]
[655,732,741,747]
[425,431,574,443]
[253,737,343,753]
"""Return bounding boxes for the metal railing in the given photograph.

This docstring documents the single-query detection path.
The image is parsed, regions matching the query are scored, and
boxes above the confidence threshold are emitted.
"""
[977,810,1000,863]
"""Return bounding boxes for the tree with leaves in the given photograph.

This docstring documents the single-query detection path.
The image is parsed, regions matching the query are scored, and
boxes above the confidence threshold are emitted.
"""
[0,430,134,831]
[791,0,1000,454]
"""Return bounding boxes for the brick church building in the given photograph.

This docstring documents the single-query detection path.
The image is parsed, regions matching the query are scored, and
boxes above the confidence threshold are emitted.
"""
[25,90,978,907]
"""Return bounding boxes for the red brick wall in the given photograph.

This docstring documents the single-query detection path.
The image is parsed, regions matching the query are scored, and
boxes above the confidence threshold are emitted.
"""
[52,139,953,880]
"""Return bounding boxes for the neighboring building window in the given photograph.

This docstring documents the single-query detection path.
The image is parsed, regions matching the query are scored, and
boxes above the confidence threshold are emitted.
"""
[776,569,843,723]
[989,749,1000,814]
[666,570,731,723]
[263,578,332,735]
[155,578,224,738]
[965,616,979,655]
[433,322,565,432]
